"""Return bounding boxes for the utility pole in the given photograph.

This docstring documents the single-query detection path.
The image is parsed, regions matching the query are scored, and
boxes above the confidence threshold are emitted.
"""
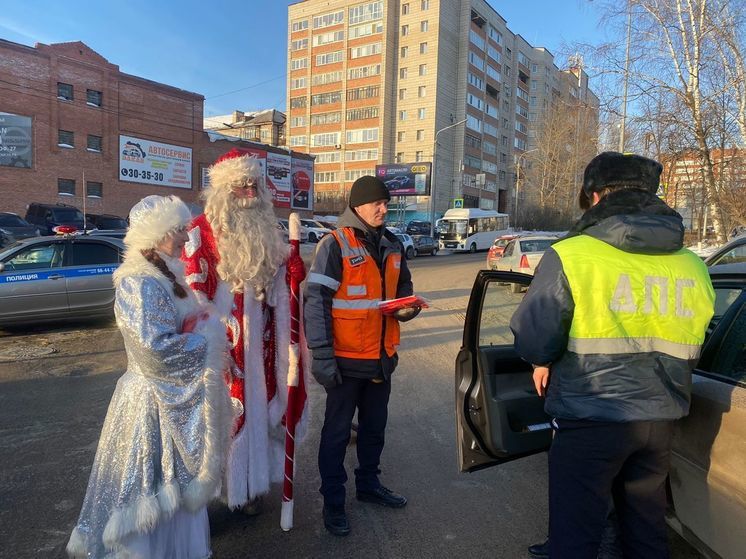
[429,118,467,237]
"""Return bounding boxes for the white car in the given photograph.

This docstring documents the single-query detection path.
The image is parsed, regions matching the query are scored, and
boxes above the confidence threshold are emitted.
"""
[492,235,558,293]
[395,233,415,259]
[299,219,332,243]
[276,219,309,243]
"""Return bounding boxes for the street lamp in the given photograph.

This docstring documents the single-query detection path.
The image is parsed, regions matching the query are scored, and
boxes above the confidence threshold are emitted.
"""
[619,2,632,152]
[514,148,538,227]
[429,118,467,237]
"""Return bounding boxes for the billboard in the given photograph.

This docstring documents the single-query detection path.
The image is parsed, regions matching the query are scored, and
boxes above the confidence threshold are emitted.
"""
[0,112,32,169]
[267,152,292,208]
[290,157,314,211]
[375,162,431,196]
[119,135,192,188]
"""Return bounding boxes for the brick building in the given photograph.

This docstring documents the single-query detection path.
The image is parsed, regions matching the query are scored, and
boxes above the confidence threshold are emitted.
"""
[0,39,309,219]
[204,109,287,147]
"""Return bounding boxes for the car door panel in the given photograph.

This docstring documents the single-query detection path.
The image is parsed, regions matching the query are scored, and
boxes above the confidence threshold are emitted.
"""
[65,240,121,313]
[669,285,746,559]
[456,270,551,473]
[0,241,68,322]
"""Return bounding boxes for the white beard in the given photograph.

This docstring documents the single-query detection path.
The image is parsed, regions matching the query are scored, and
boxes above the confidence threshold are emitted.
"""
[204,186,289,298]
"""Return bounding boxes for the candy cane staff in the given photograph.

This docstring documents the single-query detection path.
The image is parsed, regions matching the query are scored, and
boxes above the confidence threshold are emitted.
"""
[281,213,309,530]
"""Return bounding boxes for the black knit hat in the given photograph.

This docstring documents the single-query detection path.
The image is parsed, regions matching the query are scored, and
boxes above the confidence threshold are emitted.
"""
[582,151,662,196]
[348,175,391,208]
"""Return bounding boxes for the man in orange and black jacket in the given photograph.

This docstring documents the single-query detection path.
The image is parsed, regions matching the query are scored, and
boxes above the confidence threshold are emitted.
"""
[304,175,419,537]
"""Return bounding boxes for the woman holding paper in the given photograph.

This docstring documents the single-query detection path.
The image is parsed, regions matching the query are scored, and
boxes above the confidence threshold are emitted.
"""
[67,195,231,559]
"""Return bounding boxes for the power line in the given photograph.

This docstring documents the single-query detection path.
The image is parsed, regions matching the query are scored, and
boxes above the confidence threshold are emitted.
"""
[205,74,287,100]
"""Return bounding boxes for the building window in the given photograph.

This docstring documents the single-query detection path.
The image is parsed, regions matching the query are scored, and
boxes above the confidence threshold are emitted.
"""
[466,114,482,132]
[348,64,381,79]
[57,82,73,101]
[346,149,379,161]
[421,0,429,9]
[418,86,426,97]
[290,96,307,109]
[312,70,343,86]
[470,30,486,51]
[346,128,379,143]
[399,88,407,100]
[346,85,379,101]
[290,116,306,127]
[418,108,426,119]
[421,20,429,32]
[349,1,383,25]
[315,171,340,183]
[311,132,341,147]
[313,30,344,46]
[401,24,409,36]
[344,169,375,182]
[469,50,485,70]
[416,129,425,141]
[290,135,308,147]
[349,21,383,38]
[291,57,309,71]
[346,107,380,120]
[291,38,308,51]
[419,64,427,76]
[86,89,102,107]
[315,151,341,163]
[316,51,344,65]
[313,10,344,29]
[86,181,102,198]
[398,131,406,142]
[350,43,381,59]
[58,130,74,148]
[310,111,342,125]
[291,19,308,32]
[399,110,407,121]
[420,42,428,54]
[401,46,408,58]
[400,67,408,79]
[396,152,404,163]
[58,178,75,195]
[291,77,307,89]
[415,150,424,161]
[87,135,102,152]
[402,3,409,15]
[311,91,343,105]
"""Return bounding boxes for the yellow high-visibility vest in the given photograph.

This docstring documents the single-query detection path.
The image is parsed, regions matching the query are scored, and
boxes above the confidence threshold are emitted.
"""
[552,235,715,360]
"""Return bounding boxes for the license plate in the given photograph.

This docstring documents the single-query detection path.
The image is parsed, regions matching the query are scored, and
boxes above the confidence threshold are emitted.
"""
[446,243,456,248]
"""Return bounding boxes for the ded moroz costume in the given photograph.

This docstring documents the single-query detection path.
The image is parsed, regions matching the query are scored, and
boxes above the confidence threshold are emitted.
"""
[182,149,310,509]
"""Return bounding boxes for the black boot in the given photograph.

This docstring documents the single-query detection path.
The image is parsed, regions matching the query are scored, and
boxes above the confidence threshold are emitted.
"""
[356,485,407,508]
[322,504,350,536]
[528,538,549,558]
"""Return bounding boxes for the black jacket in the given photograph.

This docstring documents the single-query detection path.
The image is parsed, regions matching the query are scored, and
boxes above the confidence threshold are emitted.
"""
[303,207,413,380]
[510,189,705,422]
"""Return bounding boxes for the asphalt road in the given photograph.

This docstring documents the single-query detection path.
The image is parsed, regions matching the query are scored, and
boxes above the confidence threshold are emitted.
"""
[0,250,701,558]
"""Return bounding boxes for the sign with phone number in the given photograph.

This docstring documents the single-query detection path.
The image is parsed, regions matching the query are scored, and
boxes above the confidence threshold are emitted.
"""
[119,135,192,189]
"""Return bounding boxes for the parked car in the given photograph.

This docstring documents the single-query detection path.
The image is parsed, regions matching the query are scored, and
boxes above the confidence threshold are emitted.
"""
[299,219,332,243]
[0,212,40,247]
[491,235,557,292]
[384,176,410,190]
[395,233,415,259]
[406,220,432,236]
[704,234,746,266]
[455,263,746,559]
[486,234,521,270]
[25,203,85,235]
[411,235,438,257]
[0,233,124,327]
[277,219,308,243]
[86,213,129,230]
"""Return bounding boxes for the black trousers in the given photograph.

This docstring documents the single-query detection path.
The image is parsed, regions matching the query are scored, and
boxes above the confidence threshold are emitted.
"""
[318,377,391,507]
[549,420,674,559]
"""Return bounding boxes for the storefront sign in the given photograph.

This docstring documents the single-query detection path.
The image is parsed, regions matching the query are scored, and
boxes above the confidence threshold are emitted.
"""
[119,135,192,189]
[0,112,32,169]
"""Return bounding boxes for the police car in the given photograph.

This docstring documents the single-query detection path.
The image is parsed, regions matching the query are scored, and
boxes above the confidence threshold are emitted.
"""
[456,266,746,559]
[0,230,124,327]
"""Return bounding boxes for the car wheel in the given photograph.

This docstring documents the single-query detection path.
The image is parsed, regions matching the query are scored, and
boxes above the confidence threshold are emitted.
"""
[510,282,522,294]
[469,243,477,253]
[413,249,419,257]
[406,247,414,259]
[309,233,317,243]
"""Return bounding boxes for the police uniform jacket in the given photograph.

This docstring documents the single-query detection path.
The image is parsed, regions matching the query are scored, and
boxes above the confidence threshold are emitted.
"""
[510,189,714,422]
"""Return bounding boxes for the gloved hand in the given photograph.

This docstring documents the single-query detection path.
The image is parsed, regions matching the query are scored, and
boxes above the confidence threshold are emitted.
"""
[311,347,341,389]
[393,306,421,322]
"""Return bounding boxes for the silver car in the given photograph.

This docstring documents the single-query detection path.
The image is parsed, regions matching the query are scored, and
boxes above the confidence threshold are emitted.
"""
[0,235,124,327]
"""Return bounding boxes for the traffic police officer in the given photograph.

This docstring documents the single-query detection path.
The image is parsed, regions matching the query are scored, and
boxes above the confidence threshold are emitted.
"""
[304,175,419,536]
[510,152,715,558]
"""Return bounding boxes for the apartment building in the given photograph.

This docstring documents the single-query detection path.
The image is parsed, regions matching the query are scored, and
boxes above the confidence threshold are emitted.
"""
[287,0,598,218]
[204,109,287,147]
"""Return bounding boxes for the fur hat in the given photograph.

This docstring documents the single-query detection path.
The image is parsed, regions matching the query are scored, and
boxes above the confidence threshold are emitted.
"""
[124,195,192,251]
[582,151,662,196]
[348,175,391,208]
[208,148,263,190]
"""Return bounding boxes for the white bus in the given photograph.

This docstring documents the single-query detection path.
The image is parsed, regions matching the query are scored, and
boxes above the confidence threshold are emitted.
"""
[438,208,511,252]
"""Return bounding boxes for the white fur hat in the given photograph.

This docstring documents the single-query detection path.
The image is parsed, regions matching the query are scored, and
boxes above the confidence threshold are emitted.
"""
[124,195,192,251]
[207,148,263,190]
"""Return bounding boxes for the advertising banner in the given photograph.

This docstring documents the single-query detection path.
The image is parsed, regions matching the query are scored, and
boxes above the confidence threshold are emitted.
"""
[119,135,192,188]
[290,157,314,211]
[0,112,32,169]
[266,152,292,208]
[375,162,432,196]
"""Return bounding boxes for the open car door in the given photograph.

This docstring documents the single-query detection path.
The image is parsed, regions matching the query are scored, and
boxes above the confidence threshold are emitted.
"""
[456,270,552,472]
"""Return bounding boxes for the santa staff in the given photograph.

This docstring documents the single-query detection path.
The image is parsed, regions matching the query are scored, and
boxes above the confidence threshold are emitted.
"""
[281,213,307,531]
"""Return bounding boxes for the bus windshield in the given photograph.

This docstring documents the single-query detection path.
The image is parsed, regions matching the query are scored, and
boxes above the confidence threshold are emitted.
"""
[444,219,468,238]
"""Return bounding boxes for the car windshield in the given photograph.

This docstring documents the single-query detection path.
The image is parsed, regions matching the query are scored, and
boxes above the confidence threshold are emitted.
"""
[0,214,27,227]
[53,209,84,221]
[301,220,324,228]
[494,238,510,248]
[519,239,554,253]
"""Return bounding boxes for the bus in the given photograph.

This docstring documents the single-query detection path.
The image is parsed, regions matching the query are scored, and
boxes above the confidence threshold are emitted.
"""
[438,208,511,252]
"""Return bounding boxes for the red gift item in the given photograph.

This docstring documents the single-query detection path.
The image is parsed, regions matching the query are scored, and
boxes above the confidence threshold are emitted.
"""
[377,295,429,315]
